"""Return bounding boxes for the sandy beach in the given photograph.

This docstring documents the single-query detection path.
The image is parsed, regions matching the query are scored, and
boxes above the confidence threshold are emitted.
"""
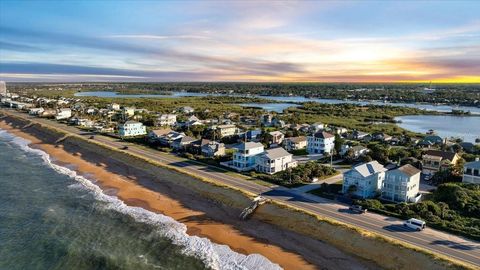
[0,120,320,269]
[0,116,380,270]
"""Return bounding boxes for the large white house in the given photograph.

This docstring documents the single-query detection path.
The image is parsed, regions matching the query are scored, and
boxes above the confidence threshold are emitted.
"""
[118,121,146,137]
[463,159,480,184]
[156,114,177,126]
[382,164,421,203]
[307,131,335,155]
[342,161,387,198]
[230,142,264,171]
[255,147,297,174]
[55,108,72,120]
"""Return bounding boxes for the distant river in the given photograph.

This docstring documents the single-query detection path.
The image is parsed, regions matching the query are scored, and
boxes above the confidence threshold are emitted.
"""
[395,115,480,143]
[75,91,480,114]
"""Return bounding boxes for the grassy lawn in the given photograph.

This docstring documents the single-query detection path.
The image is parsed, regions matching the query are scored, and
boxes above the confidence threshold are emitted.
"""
[308,180,343,200]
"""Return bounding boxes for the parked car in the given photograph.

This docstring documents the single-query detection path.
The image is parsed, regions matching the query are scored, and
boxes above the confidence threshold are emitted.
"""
[349,205,367,214]
[121,146,128,150]
[403,218,426,231]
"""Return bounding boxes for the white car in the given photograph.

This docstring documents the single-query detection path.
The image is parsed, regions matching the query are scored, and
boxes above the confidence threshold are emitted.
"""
[403,218,426,231]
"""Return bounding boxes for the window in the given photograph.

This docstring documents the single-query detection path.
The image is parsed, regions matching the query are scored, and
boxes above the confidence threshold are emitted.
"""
[466,168,472,175]
[474,169,479,176]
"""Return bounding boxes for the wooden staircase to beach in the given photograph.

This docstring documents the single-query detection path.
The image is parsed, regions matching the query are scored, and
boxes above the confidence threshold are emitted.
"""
[239,196,268,220]
[55,135,71,144]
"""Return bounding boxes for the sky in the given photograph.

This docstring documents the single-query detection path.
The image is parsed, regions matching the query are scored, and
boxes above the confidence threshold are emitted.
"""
[1,0,479,83]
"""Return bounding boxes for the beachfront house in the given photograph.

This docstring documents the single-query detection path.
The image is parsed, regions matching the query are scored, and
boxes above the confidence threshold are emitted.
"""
[382,164,421,203]
[463,159,480,184]
[155,114,177,127]
[342,161,387,198]
[255,147,297,174]
[307,131,335,155]
[421,150,460,177]
[171,136,197,151]
[148,128,173,143]
[118,121,146,137]
[229,142,264,171]
[157,131,185,146]
[201,141,226,157]
[283,136,307,151]
[55,108,72,120]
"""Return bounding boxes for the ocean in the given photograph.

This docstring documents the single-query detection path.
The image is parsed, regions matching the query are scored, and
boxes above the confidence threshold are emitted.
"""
[0,129,281,270]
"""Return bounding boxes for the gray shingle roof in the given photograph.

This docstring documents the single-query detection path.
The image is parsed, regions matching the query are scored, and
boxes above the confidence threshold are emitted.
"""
[424,150,457,161]
[352,161,387,177]
[261,147,291,160]
[396,164,421,177]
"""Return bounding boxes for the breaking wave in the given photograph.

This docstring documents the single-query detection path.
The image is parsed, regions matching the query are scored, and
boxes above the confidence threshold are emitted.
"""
[0,128,282,270]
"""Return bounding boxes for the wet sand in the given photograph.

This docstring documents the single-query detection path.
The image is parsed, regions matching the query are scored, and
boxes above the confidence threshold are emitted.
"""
[0,120,317,270]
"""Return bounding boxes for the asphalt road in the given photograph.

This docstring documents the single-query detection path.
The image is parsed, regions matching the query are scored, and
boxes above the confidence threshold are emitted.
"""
[2,109,479,268]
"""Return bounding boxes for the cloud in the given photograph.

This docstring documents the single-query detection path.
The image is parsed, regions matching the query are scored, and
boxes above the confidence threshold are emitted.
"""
[105,34,209,40]
[0,41,45,52]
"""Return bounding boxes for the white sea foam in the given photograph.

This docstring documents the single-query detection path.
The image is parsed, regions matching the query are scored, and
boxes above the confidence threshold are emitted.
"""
[0,128,283,270]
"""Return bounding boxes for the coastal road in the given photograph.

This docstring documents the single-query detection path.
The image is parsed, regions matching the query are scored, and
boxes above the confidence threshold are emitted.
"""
[2,109,480,268]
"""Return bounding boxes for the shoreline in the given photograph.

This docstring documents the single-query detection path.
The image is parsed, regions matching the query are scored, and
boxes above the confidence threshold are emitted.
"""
[0,118,379,270]
[2,110,476,270]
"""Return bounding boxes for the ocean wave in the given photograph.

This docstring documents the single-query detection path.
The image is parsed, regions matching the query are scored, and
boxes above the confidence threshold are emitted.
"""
[1,128,282,270]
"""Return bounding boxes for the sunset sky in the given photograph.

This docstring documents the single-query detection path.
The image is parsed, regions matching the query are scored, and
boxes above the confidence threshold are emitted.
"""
[1,1,479,82]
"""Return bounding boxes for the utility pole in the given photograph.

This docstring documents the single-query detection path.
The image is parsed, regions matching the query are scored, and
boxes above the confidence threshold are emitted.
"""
[330,148,333,167]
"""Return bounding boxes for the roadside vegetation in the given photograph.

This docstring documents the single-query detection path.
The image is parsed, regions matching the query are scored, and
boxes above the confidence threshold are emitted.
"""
[356,183,480,241]
[254,161,337,187]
